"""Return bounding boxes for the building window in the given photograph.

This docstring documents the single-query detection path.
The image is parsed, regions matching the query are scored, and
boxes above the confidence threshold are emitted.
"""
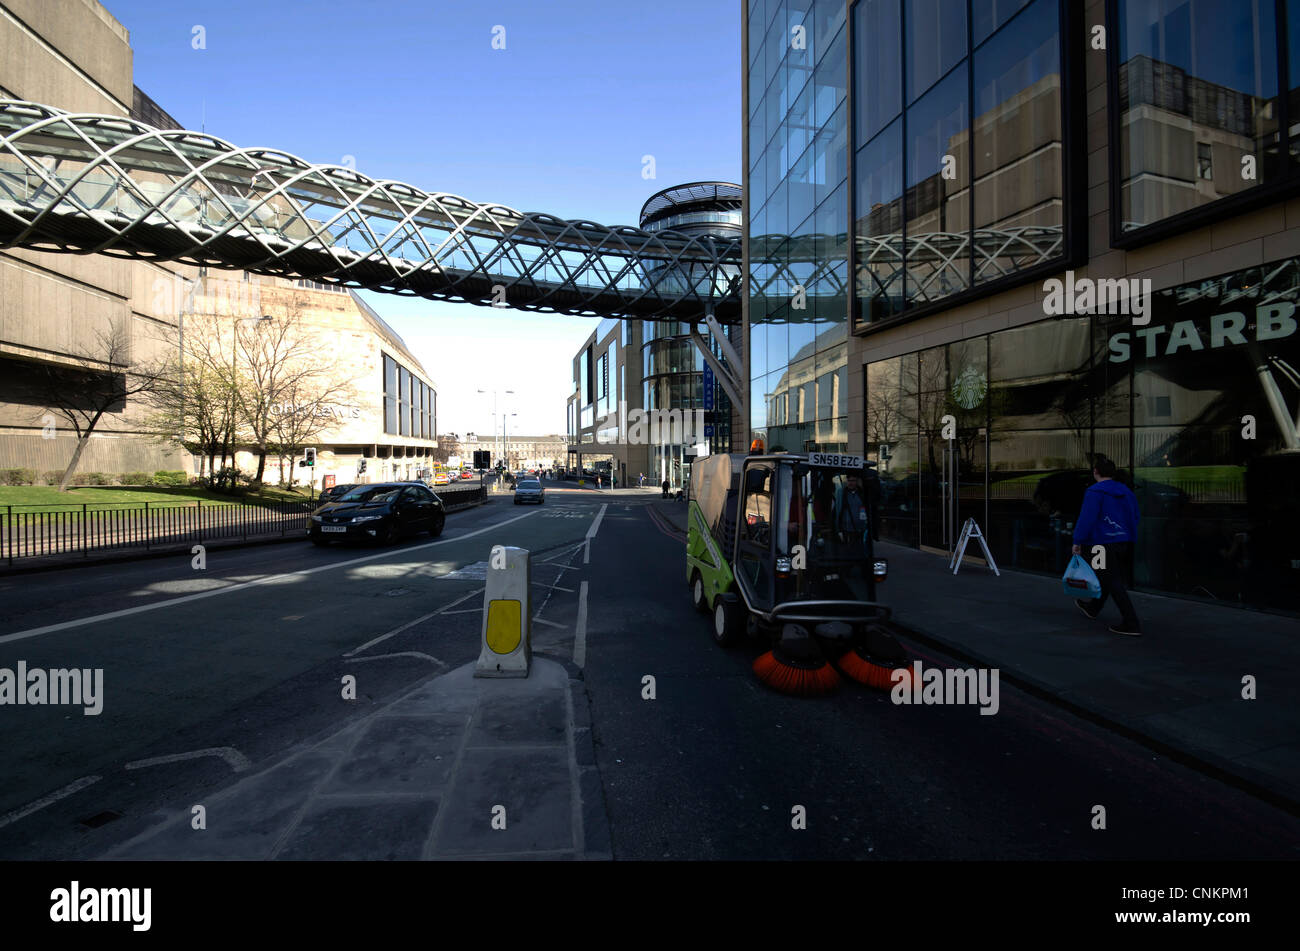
[851,0,1069,324]
[1111,0,1292,242]
[382,353,432,439]
[383,355,398,435]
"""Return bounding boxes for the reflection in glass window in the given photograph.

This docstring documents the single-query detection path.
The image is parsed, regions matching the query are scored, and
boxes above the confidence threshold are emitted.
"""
[906,68,970,304]
[854,0,902,143]
[971,0,1032,45]
[905,0,967,103]
[972,0,1062,282]
[852,0,1064,323]
[855,120,905,322]
[1116,0,1280,232]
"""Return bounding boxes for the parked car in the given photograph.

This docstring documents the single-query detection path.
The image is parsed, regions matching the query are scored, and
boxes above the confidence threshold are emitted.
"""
[309,481,445,546]
[317,482,357,505]
[513,479,545,505]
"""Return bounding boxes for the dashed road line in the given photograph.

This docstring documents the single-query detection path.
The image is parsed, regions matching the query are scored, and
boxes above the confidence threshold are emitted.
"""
[584,503,607,564]
[0,775,101,830]
[573,581,589,668]
[343,651,447,668]
[125,747,252,773]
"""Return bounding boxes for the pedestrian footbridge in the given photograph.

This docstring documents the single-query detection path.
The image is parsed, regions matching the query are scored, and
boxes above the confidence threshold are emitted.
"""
[0,99,1069,326]
[0,100,742,322]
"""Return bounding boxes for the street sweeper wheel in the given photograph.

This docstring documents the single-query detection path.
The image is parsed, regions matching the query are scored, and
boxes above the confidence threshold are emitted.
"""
[690,572,708,613]
[712,596,744,647]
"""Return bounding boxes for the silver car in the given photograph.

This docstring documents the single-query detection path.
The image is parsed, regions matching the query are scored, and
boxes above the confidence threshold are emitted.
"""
[513,479,545,504]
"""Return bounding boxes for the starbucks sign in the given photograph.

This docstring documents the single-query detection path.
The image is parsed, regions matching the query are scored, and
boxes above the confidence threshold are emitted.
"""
[951,364,987,409]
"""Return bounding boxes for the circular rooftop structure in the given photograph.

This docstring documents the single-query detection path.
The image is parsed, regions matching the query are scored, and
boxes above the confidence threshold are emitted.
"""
[640,181,743,236]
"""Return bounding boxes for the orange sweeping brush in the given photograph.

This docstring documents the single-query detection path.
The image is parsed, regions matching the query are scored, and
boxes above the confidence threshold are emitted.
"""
[752,624,840,696]
[835,627,913,691]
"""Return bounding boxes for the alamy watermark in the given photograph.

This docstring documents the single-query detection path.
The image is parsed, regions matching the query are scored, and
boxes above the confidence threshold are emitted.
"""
[50,882,150,931]
[1043,270,1151,325]
[0,662,103,715]
[595,400,707,446]
[891,661,999,715]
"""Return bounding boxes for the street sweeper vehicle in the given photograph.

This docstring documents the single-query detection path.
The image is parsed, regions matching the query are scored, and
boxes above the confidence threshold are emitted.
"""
[686,445,913,696]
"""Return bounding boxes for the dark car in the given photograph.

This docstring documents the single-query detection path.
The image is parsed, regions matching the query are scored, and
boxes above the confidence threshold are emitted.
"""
[309,481,445,546]
[317,482,357,506]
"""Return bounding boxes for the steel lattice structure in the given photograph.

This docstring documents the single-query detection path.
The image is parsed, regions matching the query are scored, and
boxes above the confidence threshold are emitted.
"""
[0,100,742,322]
[0,100,1068,323]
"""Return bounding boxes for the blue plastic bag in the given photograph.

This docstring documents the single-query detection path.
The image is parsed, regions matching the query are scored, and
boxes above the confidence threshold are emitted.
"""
[1062,553,1101,599]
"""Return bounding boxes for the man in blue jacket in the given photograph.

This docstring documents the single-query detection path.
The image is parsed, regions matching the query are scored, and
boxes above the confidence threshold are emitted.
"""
[1072,455,1142,635]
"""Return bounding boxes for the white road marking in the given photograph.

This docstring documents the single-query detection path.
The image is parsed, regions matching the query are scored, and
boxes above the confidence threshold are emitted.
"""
[125,747,252,773]
[583,503,607,564]
[344,587,483,657]
[532,581,575,593]
[0,510,540,646]
[573,580,589,668]
[532,616,564,630]
[343,651,447,668]
[0,775,101,830]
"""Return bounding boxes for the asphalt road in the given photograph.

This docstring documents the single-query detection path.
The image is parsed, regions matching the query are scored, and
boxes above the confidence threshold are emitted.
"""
[581,498,1300,860]
[1,483,1298,859]
[0,484,593,859]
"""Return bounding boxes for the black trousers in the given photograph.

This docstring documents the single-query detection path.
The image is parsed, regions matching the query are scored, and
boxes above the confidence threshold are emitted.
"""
[1086,541,1141,630]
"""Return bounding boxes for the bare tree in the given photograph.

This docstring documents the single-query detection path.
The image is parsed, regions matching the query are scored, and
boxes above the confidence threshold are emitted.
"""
[22,324,170,492]
[140,315,246,488]
[234,298,362,486]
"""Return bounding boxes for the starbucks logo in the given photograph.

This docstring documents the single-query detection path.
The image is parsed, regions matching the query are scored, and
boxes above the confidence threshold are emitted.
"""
[952,365,987,409]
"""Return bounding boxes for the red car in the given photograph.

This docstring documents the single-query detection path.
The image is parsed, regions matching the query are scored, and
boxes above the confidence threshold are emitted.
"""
[459,470,474,480]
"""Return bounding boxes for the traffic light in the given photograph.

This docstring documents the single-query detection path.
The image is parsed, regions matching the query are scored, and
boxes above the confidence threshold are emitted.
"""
[304,447,316,467]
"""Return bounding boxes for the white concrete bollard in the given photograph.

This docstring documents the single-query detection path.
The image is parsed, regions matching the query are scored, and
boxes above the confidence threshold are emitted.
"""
[475,544,532,678]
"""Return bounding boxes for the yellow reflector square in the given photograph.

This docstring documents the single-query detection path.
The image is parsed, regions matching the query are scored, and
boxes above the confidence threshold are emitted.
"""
[485,599,522,654]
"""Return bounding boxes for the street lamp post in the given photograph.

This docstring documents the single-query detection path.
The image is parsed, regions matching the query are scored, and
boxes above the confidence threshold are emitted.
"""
[503,412,518,471]
[477,388,514,471]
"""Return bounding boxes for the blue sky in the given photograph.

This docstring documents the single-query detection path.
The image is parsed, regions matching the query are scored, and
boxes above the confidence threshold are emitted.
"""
[104,0,740,437]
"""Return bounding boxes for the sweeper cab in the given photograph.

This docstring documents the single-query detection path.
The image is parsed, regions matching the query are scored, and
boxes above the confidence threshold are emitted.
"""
[686,445,909,695]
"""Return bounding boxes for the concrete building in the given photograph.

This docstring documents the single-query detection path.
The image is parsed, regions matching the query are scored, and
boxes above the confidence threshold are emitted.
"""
[0,0,436,487]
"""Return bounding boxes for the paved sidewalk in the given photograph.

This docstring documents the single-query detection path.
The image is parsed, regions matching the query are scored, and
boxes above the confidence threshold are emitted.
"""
[651,498,1300,810]
[102,657,611,860]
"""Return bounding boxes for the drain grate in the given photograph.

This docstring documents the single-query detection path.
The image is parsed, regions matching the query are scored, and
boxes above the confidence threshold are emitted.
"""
[77,810,122,828]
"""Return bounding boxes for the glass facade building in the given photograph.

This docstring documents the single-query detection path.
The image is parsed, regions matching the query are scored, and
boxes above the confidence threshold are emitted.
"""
[746,0,1300,613]
[748,0,851,454]
[639,183,742,486]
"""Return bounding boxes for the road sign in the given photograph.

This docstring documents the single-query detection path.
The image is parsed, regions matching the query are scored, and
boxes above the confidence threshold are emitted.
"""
[702,362,714,410]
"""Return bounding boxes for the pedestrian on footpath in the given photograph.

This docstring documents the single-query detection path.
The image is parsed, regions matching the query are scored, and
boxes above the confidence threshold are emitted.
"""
[1072,455,1142,636]
[661,478,670,499]
[639,472,644,488]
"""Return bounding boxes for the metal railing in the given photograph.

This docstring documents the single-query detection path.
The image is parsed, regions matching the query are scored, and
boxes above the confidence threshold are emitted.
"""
[1,499,316,567]
[1,483,491,568]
